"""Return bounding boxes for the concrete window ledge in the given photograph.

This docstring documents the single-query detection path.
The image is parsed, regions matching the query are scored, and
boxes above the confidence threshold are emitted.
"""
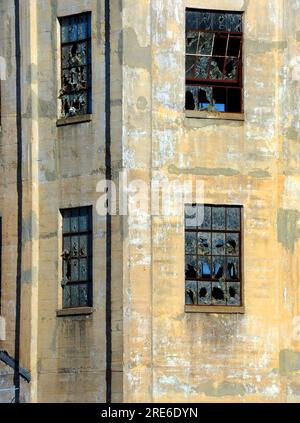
[56,307,94,317]
[185,110,244,122]
[0,316,6,341]
[56,113,92,127]
[185,305,245,314]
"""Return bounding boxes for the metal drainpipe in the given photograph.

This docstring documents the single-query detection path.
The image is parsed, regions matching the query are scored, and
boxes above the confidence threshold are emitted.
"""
[13,0,22,404]
[105,0,112,404]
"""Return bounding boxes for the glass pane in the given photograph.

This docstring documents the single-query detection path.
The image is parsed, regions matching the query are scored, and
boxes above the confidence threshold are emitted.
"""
[79,284,89,306]
[227,282,241,306]
[212,233,225,255]
[71,210,79,232]
[213,34,228,56]
[209,58,225,80]
[227,37,241,57]
[71,236,79,257]
[227,207,240,230]
[70,284,79,307]
[78,15,88,40]
[185,205,198,228]
[199,11,213,30]
[79,208,89,232]
[198,232,211,256]
[79,258,88,281]
[198,257,211,278]
[198,86,213,109]
[198,282,212,305]
[185,255,197,279]
[62,45,73,69]
[186,31,199,54]
[71,259,79,281]
[186,11,198,30]
[199,205,211,230]
[226,233,239,256]
[227,257,239,281]
[63,285,71,308]
[212,207,225,230]
[212,256,225,280]
[224,58,238,80]
[186,55,195,78]
[213,13,228,31]
[198,32,214,55]
[195,56,210,79]
[212,281,226,305]
[79,234,88,256]
[61,18,70,43]
[185,281,198,305]
[185,232,197,254]
[63,210,71,233]
[63,236,71,253]
[228,14,243,33]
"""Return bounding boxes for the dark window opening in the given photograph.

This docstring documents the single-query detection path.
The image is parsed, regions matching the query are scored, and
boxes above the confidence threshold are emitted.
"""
[185,205,243,308]
[59,13,92,117]
[61,206,93,308]
[185,9,243,113]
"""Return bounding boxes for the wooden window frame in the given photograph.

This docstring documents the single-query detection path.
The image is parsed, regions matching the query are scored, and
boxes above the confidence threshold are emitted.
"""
[60,206,93,309]
[185,204,244,314]
[185,9,244,115]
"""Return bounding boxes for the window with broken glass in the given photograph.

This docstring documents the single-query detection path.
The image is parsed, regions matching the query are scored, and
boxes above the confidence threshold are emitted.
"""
[185,9,243,113]
[61,207,93,308]
[185,205,243,308]
[59,13,92,118]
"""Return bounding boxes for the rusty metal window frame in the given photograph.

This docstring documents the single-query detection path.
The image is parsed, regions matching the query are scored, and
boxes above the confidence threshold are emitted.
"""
[185,204,243,310]
[61,206,93,309]
[185,9,243,113]
[59,12,92,118]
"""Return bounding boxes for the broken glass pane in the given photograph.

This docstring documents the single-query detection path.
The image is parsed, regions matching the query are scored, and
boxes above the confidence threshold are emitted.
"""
[225,58,237,80]
[186,31,199,54]
[213,13,228,31]
[185,87,197,110]
[79,284,89,306]
[198,86,213,109]
[199,11,213,30]
[209,58,225,80]
[195,56,210,79]
[198,232,211,255]
[79,258,88,281]
[71,259,79,281]
[63,236,71,253]
[226,233,239,256]
[212,233,225,255]
[199,205,211,229]
[79,234,88,257]
[212,207,225,230]
[227,207,240,230]
[71,236,79,257]
[227,282,241,306]
[212,282,226,305]
[71,211,79,233]
[198,257,211,278]
[185,281,198,305]
[198,32,214,55]
[185,255,197,279]
[185,204,198,228]
[212,256,225,280]
[185,232,197,254]
[63,286,71,308]
[227,257,239,281]
[228,14,243,33]
[186,55,195,78]
[198,282,211,305]
[227,37,241,57]
[213,34,228,56]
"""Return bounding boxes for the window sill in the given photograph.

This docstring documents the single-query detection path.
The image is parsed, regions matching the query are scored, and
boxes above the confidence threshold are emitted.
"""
[56,114,92,127]
[56,307,94,317]
[185,110,244,122]
[185,305,245,314]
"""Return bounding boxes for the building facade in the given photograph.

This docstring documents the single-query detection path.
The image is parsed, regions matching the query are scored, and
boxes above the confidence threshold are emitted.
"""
[1,0,300,403]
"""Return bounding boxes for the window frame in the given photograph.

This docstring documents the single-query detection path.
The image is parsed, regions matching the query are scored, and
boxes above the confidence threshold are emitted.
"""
[60,206,93,309]
[184,204,245,314]
[58,12,92,119]
[185,8,244,116]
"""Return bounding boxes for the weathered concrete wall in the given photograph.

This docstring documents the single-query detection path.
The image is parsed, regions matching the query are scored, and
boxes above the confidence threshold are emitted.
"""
[122,0,300,403]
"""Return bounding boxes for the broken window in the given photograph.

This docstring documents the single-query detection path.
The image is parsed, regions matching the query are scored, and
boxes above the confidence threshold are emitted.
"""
[185,9,243,113]
[185,205,243,308]
[61,207,93,308]
[59,13,92,118]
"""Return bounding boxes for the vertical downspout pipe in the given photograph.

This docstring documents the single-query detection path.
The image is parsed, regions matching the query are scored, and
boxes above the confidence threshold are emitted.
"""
[105,0,112,404]
[13,0,22,404]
